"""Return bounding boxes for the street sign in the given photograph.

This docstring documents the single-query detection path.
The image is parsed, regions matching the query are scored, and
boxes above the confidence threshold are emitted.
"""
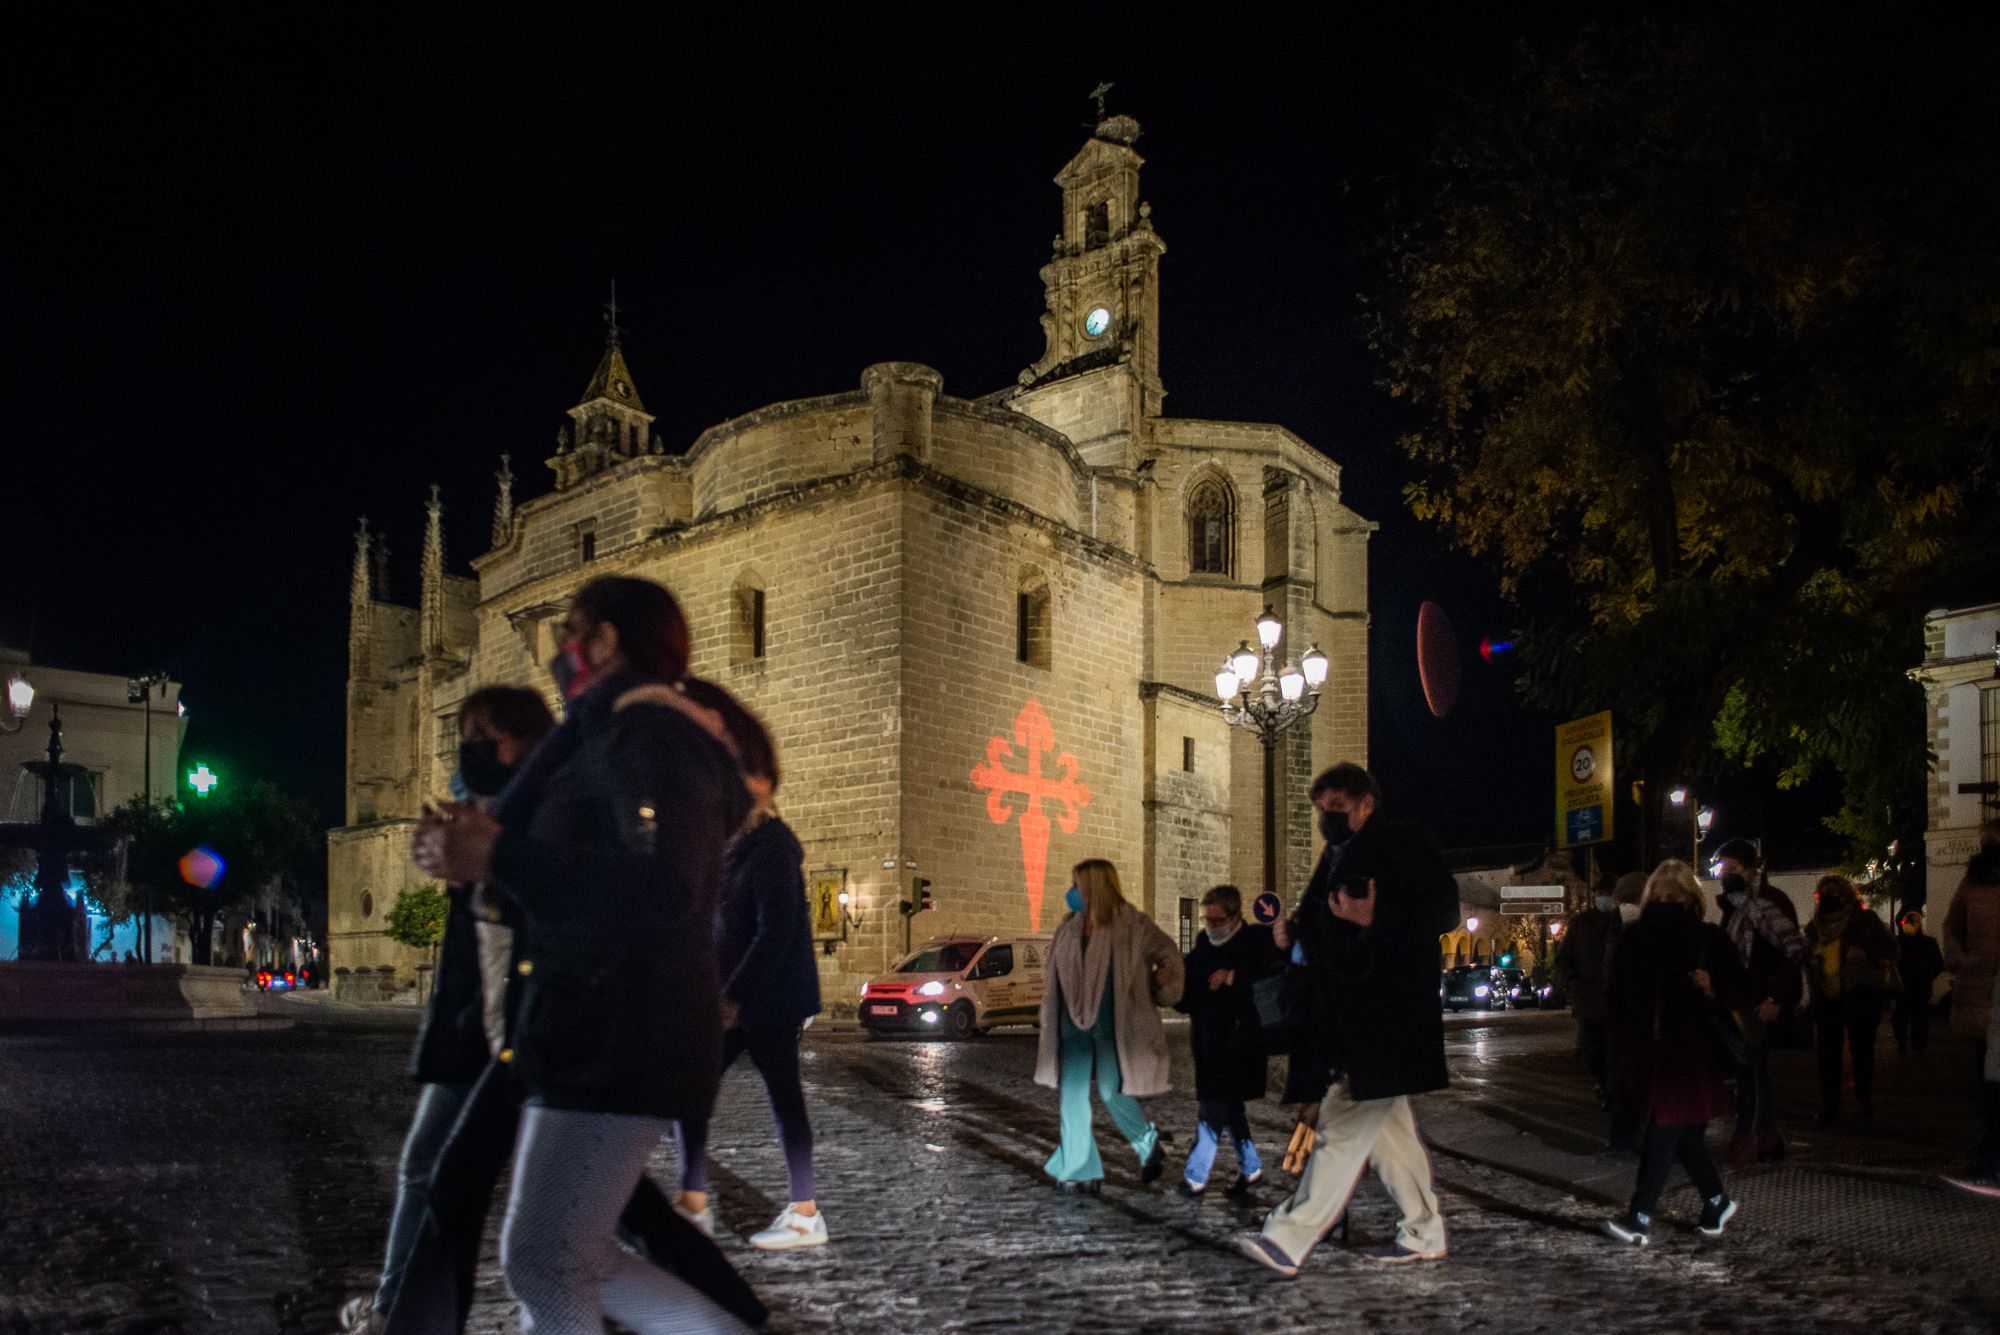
[1501,901,1563,916]
[1556,711,1614,848]
[1501,885,1565,899]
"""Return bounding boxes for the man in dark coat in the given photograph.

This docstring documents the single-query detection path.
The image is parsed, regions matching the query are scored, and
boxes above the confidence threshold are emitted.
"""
[1173,885,1280,1198]
[1236,763,1460,1276]
[1554,872,1640,1107]
[1893,910,1944,1056]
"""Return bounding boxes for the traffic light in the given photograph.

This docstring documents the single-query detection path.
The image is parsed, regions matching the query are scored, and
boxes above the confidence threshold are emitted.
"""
[1499,952,1514,967]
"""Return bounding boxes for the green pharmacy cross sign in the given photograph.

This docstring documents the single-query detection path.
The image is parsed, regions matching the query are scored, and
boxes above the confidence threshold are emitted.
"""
[187,763,220,796]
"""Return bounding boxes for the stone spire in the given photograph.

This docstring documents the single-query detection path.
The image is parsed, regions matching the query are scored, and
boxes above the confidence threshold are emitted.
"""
[491,454,515,549]
[349,516,373,672]
[350,516,372,607]
[420,485,445,658]
[551,289,658,490]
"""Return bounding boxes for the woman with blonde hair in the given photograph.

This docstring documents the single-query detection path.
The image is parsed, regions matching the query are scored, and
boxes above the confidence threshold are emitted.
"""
[1034,859,1185,1192]
[1600,860,1751,1246]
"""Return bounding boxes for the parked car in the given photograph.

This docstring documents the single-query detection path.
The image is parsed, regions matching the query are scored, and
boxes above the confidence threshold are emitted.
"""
[1493,966,1559,1009]
[860,934,1051,1039]
[1442,965,1509,1012]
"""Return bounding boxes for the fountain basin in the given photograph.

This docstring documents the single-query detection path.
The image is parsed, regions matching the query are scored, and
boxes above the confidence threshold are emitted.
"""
[0,961,285,1032]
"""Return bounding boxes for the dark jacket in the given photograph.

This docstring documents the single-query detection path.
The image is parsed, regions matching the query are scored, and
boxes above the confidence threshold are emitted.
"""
[717,813,822,1031]
[409,884,489,1084]
[1724,885,1806,1009]
[1899,930,1943,995]
[1175,923,1280,1103]
[1608,903,1752,1127]
[489,676,748,1122]
[1554,905,1620,1022]
[1802,905,1897,1005]
[1283,817,1461,1103]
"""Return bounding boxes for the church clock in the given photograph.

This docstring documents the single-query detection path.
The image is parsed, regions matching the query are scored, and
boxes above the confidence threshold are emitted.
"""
[1083,306,1111,339]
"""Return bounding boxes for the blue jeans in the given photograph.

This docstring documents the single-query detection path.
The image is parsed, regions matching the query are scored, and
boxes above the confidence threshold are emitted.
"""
[374,1080,472,1314]
[1044,991,1158,1183]
[1185,1099,1261,1187]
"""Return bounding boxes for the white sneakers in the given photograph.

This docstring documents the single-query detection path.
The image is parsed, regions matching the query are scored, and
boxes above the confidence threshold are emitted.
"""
[749,1205,830,1251]
[673,1197,716,1239]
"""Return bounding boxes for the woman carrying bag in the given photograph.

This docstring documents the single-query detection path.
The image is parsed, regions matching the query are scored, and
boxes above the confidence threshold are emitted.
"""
[1035,859,1185,1193]
[1803,874,1898,1122]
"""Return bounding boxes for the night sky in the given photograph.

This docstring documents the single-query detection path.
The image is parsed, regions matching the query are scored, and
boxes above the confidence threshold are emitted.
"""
[5,6,1839,899]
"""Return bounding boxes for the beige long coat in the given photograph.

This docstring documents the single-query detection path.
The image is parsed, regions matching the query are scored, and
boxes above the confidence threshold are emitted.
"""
[1034,903,1185,1098]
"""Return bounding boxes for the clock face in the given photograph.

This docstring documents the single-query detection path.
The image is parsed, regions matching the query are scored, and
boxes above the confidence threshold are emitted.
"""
[614,380,629,399]
[1083,306,1111,339]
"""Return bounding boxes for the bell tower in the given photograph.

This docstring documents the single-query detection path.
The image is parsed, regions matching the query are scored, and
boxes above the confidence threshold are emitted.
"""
[1010,108,1166,464]
[550,286,658,490]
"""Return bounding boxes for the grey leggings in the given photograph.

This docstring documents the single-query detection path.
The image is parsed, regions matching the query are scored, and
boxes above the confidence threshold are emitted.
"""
[499,1105,751,1335]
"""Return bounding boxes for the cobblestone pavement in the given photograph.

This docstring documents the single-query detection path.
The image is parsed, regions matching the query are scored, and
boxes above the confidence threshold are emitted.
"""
[2,1000,1994,1334]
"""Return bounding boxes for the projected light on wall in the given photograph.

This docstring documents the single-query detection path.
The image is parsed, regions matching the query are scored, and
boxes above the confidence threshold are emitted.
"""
[971,698,1092,931]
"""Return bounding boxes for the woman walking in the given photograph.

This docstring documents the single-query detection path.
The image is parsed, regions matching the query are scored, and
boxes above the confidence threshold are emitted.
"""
[1600,860,1750,1246]
[1713,837,1806,1167]
[414,575,755,1335]
[1035,859,1184,1192]
[675,680,827,1251]
[1803,874,1897,1121]
[1173,885,1278,1198]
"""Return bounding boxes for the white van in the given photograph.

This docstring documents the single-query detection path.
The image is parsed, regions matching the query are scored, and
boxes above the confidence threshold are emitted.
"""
[859,934,1052,1040]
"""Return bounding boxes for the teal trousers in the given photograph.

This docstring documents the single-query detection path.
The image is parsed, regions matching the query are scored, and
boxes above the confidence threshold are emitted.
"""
[1045,990,1159,1183]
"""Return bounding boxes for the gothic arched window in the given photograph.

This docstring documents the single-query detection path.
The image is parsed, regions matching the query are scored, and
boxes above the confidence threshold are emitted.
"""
[1187,475,1234,576]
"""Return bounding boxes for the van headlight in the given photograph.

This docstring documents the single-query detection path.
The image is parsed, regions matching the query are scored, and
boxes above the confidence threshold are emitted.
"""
[918,981,945,997]
[1473,985,1489,997]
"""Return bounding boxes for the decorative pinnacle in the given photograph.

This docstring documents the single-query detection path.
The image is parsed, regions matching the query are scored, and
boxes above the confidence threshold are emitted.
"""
[604,280,622,348]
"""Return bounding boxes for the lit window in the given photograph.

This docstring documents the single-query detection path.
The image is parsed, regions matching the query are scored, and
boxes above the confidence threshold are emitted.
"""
[1187,475,1234,576]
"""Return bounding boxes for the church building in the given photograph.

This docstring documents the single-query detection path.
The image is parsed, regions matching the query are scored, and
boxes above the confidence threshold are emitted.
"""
[329,114,1373,1012]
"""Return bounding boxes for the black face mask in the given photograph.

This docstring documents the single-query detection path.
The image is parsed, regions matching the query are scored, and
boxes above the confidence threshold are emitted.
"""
[1720,872,1748,899]
[1320,809,1351,843]
[456,738,516,798]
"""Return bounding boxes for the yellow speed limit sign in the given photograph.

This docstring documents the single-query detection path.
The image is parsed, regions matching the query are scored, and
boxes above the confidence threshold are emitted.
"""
[1556,711,1613,847]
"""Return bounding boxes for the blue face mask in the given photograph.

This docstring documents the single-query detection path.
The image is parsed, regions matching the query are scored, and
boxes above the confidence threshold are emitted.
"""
[1065,885,1084,914]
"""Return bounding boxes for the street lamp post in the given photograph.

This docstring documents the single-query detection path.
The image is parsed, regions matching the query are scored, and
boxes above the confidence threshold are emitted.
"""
[127,672,170,963]
[1213,606,1329,897]
[3,673,33,734]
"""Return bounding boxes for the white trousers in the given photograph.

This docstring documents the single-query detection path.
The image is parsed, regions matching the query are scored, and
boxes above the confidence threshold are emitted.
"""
[1261,1082,1446,1262]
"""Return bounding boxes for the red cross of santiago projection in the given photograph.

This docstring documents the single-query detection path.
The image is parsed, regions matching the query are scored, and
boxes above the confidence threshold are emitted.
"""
[970,698,1093,931]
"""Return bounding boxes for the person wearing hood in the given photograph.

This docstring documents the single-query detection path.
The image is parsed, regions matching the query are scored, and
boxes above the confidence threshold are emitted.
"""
[1600,860,1752,1247]
[1892,910,1944,1057]
[413,576,758,1334]
[346,686,554,1333]
[1172,884,1281,1199]
[1034,858,1184,1193]
[1712,837,1806,1167]
[1802,874,1897,1121]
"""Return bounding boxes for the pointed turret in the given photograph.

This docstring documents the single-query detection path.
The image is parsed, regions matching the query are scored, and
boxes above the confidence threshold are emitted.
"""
[350,516,372,608]
[348,517,373,676]
[491,454,516,549]
[420,485,445,659]
[550,286,658,490]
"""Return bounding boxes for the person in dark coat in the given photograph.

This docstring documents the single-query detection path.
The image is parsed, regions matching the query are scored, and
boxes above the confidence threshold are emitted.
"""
[347,686,553,1333]
[414,576,758,1334]
[1714,837,1807,1167]
[1236,763,1460,1276]
[1600,860,1753,1247]
[674,680,828,1252]
[1553,872,1634,1106]
[1892,910,1944,1057]
[1173,884,1280,1198]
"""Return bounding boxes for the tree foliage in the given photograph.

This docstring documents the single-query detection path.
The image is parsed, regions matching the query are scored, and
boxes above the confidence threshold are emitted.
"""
[1372,13,2000,868]
[99,781,319,965]
[382,883,447,963]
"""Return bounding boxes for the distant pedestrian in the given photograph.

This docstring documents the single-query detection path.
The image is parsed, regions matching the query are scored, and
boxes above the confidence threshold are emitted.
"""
[1803,874,1897,1122]
[1599,861,1749,1247]
[674,680,827,1252]
[345,685,553,1335]
[1235,763,1458,1275]
[1035,858,1183,1193]
[1892,910,1944,1057]
[1942,821,2000,1040]
[1172,884,1279,1199]
[1713,837,1806,1167]
[1554,871,1637,1109]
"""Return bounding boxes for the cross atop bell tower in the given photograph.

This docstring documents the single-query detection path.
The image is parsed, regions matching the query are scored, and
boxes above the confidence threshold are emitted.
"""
[1012,96,1167,454]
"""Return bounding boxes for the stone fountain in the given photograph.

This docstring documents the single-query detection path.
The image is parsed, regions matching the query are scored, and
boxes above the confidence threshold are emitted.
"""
[0,707,270,1029]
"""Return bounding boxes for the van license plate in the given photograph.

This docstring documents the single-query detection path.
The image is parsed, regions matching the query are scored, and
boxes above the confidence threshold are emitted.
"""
[870,1005,898,1016]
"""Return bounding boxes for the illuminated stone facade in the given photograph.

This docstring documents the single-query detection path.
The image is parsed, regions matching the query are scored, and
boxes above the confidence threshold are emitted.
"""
[330,118,1374,1010]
